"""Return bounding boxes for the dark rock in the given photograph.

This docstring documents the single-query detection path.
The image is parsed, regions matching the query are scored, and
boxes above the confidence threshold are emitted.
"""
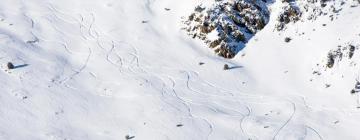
[349,45,355,59]
[326,47,343,68]
[285,37,292,43]
[7,62,14,69]
[223,64,230,70]
[350,81,360,94]
[125,135,135,140]
[326,53,335,68]
[209,39,221,48]
[276,4,301,31]
[325,84,331,88]
[351,89,356,94]
[183,0,270,59]
[176,124,183,127]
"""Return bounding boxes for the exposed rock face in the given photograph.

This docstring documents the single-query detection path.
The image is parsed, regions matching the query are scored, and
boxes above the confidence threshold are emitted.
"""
[275,0,348,31]
[326,46,343,68]
[325,44,357,69]
[277,0,356,29]
[351,80,360,94]
[311,44,358,70]
[311,43,358,84]
[183,0,270,59]
[275,2,301,31]
[183,0,357,59]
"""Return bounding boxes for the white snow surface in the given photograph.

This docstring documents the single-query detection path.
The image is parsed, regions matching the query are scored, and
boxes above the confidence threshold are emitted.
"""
[0,0,360,140]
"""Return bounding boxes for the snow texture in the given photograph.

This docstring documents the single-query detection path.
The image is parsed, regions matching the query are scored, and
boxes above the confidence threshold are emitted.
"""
[0,0,360,140]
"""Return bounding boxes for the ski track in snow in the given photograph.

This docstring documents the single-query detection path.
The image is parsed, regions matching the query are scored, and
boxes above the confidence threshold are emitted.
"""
[0,0,360,139]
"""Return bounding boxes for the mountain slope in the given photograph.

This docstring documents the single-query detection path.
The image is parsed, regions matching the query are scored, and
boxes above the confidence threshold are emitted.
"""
[0,0,360,140]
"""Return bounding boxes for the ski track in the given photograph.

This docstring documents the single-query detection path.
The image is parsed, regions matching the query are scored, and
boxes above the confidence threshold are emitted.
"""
[305,125,324,140]
[272,101,296,140]
[59,47,92,85]
[1,0,359,139]
[239,106,252,138]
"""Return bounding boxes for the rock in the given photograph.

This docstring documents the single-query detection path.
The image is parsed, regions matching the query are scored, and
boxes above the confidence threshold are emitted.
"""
[183,0,270,59]
[223,64,230,70]
[125,135,135,140]
[350,81,360,94]
[176,124,183,127]
[285,37,292,42]
[276,4,301,31]
[325,84,331,88]
[209,39,221,48]
[349,45,355,59]
[326,47,343,68]
[351,89,356,94]
[7,62,14,69]
[326,53,335,68]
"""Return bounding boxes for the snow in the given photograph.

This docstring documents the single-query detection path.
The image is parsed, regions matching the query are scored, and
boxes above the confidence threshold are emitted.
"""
[0,0,360,140]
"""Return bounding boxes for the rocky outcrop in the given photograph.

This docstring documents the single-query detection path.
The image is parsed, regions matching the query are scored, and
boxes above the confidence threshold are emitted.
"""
[183,0,358,58]
[183,0,270,58]
[275,2,301,31]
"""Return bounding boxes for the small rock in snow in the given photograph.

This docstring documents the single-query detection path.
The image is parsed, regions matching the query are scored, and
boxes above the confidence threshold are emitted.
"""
[223,64,230,70]
[7,62,14,69]
[125,135,135,140]
[285,37,292,43]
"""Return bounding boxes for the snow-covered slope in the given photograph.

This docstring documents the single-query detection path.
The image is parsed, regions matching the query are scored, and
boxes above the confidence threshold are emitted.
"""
[0,0,360,139]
